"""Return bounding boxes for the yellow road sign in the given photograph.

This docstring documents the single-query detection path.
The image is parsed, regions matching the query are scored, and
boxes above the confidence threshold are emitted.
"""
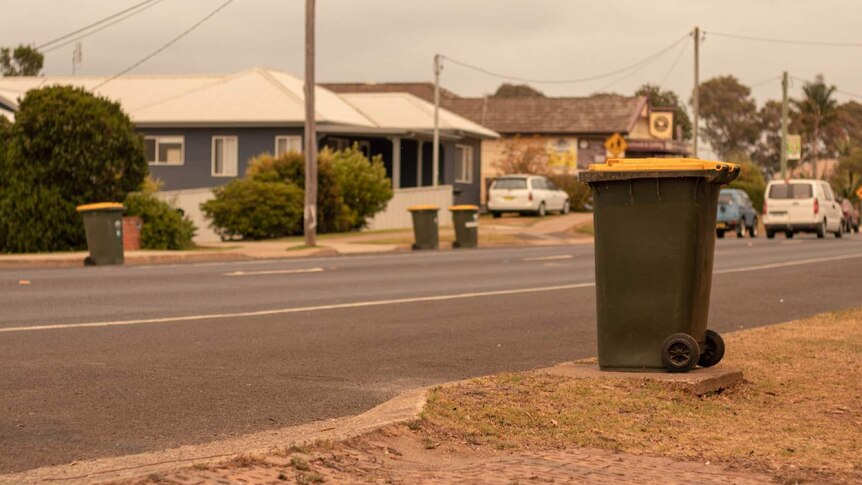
[604,133,628,157]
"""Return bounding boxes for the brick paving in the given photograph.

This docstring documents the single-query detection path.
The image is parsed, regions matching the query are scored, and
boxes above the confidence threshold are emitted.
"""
[126,439,771,485]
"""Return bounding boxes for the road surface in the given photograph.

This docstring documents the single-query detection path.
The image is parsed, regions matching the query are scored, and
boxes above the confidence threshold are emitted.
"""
[2,235,861,472]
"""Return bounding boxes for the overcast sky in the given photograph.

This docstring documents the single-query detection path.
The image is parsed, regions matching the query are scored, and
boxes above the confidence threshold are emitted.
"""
[2,0,862,107]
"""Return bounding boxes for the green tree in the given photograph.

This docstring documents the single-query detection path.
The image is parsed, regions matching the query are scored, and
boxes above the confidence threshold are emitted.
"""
[1,44,44,76]
[635,84,692,140]
[124,179,196,250]
[751,100,802,173]
[696,76,760,159]
[793,74,839,178]
[491,83,545,98]
[726,153,767,212]
[328,145,393,229]
[828,146,862,202]
[0,86,147,252]
[201,180,304,240]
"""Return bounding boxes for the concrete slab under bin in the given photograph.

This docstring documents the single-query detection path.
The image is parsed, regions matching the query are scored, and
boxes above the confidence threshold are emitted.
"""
[541,362,743,396]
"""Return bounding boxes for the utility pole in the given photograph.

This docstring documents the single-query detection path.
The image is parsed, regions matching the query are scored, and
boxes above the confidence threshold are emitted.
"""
[692,26,700,158]
[780,71,789,181]
[303,0,317,247]
[432,54,441,187]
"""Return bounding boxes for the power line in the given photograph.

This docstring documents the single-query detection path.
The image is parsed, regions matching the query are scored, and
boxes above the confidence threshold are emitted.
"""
[600,36,688,91]
[705,31,862,47]
[38,0,164,51]
[658,39,689,89]
[749,76,781,89]
[93,0,237,90]
[441,33,689,85]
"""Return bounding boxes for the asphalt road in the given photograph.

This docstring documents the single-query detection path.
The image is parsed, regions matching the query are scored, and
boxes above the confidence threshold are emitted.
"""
[2,235,862,473]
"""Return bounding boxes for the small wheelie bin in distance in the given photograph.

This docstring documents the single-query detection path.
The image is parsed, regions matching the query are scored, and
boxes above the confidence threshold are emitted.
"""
[76,202,126,266]
[408,205,440,250]
[579,158,739,372]
[450,205,479,248]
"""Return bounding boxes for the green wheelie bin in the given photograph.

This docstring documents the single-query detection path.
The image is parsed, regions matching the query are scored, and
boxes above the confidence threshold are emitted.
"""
[450,205,479,249]
[76,202,126,266]
[578,158,739,373]
[408,205,440,250]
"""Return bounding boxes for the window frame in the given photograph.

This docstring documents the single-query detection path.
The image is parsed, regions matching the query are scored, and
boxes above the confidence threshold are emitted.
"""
[275,135,302,157]
[144,136,185,166]
[211,136,239,177]
[454,144,474,184]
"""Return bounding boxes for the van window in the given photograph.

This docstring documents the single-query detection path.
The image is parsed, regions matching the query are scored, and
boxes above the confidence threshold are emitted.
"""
[531,178,547,190]
[768,183,813,199]
[493,178,527,190]
[821,183,833,201]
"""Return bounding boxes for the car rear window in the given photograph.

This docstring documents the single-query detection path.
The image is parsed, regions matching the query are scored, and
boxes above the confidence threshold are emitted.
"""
[768,183,813,199]
[493,179,527,189]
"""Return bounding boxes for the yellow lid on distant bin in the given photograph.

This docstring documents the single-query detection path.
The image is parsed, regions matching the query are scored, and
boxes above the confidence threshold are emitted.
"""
[588,158,739,173]
[75,202,125,212]
[449,205,479,211]
[407,205,440,211]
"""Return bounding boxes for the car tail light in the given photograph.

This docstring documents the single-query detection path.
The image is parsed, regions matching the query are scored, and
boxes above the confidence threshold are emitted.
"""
[528,192,533,201]
[814,199,819,215]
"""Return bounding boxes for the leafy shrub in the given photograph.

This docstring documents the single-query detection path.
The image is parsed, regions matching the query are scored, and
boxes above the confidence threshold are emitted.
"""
[0,86,147,252]
[0,185,80,253]
[247,151,353,233]
[201,180,303,240]
[548,174,592,211]
[124,184,196,250]
[329,146,393,229]
[728,161,766,212]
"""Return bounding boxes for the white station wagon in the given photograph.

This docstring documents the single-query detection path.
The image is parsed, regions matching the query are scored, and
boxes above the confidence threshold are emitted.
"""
[487,175,571,218]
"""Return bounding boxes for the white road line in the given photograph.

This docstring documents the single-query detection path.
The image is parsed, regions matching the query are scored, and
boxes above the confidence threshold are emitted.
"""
[714,252,862,275]
[523,255,574,261]
[223,267,324,277]
[6,251,862,334]
[0,283,596,334]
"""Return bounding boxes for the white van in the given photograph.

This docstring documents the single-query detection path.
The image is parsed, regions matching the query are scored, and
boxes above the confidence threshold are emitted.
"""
[487,175,570,217]
[763,179,843,239]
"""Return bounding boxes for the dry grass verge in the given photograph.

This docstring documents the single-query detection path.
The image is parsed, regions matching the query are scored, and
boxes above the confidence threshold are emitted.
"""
[421,308,862,484]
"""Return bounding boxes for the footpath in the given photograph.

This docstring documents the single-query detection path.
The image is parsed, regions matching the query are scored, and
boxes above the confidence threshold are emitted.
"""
[0,213,593,269]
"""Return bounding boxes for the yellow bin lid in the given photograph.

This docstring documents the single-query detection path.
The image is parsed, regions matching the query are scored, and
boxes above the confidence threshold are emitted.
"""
[76,202,125,212]
[449,204,479,211]
[587,158,739,173]
[407,204,440,211]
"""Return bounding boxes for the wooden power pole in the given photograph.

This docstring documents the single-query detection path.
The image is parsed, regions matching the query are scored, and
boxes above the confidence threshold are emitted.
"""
[432,54,441,187]
[304,0,317,247]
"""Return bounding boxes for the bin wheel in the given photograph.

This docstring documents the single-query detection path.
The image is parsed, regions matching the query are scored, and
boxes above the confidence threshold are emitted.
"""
[661,333,700,373]
[785,231,794,239]
[716,230,725,239]
[491,211,502,219]
[452,241,461,249]
[84,256,95,266]
[698,329,725,368]
[766,230,775,239]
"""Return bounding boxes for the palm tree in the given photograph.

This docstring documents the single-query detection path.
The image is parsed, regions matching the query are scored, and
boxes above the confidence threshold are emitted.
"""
[793,75,839,179]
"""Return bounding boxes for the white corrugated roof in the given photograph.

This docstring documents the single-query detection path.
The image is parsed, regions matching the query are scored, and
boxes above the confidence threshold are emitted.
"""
[0,68,373,127]
[339,92,499,139]
[0,68,498,138]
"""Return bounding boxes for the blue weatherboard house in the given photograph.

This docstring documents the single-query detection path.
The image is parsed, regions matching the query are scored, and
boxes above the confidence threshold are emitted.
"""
[0,68,498,240]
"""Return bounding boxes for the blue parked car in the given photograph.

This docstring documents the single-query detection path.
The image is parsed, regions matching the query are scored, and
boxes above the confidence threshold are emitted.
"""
[717,188,758,238]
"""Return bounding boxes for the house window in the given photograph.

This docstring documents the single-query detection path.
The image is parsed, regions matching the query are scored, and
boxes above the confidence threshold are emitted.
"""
[454,144,473,183]
[275,135,302,156]
[144,136,184,165]
[212,136,238,177]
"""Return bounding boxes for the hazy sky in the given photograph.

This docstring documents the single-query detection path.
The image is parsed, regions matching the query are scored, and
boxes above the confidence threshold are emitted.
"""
[3,0,862,107]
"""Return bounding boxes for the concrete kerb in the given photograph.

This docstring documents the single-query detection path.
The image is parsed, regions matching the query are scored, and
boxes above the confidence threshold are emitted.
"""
[0,388,428,485]
[0,360,743,484]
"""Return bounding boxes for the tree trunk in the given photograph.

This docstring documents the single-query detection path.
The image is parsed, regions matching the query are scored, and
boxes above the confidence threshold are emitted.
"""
[812,121,820,179]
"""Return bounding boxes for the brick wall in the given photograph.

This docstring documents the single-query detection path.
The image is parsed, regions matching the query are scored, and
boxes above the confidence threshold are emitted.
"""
[122,216,142,251]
